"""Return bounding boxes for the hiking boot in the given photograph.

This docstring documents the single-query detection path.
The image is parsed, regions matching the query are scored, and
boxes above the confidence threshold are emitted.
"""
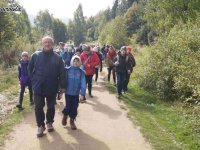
[62,115,68,126]
[16,104,23,110]
[30,101,34,105]
[89,94,93,98]
[70,118,77,130]
[37,126,46,137]
[47,123,54,132]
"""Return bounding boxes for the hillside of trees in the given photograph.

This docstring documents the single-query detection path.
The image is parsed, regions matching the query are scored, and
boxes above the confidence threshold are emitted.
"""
[0,0,200,102]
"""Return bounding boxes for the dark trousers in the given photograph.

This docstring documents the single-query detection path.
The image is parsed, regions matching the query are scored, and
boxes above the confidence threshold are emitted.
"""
[124,73,131,92]
[95,68,99,82]
[116,72,126,95]
[86,75,93,95]
[107,66,116,84]
[19,84,33,106]
[34,93,56,127]
[62,95,79,119]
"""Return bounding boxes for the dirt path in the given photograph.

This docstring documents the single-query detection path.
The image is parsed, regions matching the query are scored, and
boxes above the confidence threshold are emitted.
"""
[0,74,151,150]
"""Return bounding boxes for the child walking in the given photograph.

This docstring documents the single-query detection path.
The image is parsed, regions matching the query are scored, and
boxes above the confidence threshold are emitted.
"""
[16,51,33,110]
[62,55,86,130]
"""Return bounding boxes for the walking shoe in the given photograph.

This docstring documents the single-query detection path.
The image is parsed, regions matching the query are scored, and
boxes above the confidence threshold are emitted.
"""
[47,123,54,132]
[70,118,77,130]
[89,94,93,98]
[30,101,34,105]
[62,115,68,126]
[37,126,46,137]
[16,104,23,110]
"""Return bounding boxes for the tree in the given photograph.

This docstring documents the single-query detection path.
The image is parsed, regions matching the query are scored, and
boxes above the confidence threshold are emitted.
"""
[73,4,86,46]
[34,10,53,37]
[111,0,119,19]
[99,16,129,48]
[52,18,68,44]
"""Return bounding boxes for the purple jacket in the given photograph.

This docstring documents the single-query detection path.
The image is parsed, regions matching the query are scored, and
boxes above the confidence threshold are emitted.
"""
[18,60,31,86]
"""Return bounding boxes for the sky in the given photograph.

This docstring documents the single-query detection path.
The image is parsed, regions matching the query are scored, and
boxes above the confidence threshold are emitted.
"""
[17,0,114,19]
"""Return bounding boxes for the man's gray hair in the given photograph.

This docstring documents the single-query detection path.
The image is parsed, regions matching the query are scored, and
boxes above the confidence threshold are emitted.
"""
[42,36,54,43]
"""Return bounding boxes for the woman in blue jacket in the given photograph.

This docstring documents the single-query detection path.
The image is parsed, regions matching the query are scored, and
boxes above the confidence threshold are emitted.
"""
[62,55,86,130]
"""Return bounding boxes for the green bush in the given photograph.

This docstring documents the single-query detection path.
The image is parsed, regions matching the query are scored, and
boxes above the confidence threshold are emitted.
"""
[136,24,200,101]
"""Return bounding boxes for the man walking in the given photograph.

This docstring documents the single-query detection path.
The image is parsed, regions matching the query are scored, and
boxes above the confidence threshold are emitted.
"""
[29,36,66,137]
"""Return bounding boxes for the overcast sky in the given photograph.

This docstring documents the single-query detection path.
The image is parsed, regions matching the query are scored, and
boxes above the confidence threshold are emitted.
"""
[17,0,114,19]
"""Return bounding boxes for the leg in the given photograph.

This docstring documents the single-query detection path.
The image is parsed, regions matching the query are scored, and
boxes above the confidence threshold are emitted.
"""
[95,68,98,82]
[28,84,33,104]
[112,67,116,84]
[107,67,112,82]
[62,94,72,126]
[69,95,79,130]
[88,75,93,97]
[18,85,26,107]
[46,94,56,124]
[117,73,123,96]
[34,94,45,127]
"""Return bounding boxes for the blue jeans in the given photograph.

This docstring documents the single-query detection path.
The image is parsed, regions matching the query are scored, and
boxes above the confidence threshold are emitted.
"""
[116,72,126,95]
[62,95,79,119]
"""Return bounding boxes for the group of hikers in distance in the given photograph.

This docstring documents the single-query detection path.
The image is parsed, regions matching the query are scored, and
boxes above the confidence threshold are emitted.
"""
[16,35,136,137]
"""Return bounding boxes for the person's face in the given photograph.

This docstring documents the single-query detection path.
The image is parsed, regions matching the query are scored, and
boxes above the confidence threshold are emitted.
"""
[59,45,64,49]
[84,50,91,55]
[42,38,53,51]
[22,55,28,61]
[121,50,126,55]
[76,52,81,56]
[73,59,80,67]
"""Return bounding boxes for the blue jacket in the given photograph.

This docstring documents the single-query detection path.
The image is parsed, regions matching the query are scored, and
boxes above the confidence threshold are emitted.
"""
[28,49,66,95]
[65,66,86,96]
[18,60,31,86]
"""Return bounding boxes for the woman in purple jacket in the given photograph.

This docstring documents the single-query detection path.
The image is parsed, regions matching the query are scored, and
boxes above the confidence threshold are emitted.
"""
[16,51,33,110]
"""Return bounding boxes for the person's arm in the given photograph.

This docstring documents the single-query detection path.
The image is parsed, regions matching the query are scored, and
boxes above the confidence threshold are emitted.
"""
[28,53,37,79]
[18,64,21,80]
[89,53,100,68]
[58,57,66,91]
[80,70,86,99]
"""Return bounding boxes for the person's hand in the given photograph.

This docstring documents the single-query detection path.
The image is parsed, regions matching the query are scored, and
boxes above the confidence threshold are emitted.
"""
[87,64,91,67]
[128,70,131,74]
[114,61,119,66]
[80,95,84,101]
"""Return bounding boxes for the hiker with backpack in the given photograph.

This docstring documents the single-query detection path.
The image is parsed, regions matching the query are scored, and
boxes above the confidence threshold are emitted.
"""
[62,55,86,130]
[124,46,136,92]
[16,51,33,110]
[80,44,100,98]
[106,46,117,86]
[114,46,132,98]
[28,36,66,137]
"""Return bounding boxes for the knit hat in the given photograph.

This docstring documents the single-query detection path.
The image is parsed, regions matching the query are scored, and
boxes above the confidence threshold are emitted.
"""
[120,46,126,52]
[93,47,98,52]
[126,46,132,52]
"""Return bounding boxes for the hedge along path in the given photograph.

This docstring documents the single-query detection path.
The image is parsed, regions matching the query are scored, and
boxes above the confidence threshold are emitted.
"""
[1,72,151,150]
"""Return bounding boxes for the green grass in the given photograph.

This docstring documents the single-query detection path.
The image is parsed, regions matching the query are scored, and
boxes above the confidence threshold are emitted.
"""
[0,95,32,146]
[0,66,32,145]
[104,81,200,150]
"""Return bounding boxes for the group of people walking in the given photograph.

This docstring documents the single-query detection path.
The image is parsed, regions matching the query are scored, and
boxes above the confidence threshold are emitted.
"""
[16,35,136,137]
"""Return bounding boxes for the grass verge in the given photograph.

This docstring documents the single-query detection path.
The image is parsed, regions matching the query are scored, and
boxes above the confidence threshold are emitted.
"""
[104,81,200,150]
[0,66,32,146]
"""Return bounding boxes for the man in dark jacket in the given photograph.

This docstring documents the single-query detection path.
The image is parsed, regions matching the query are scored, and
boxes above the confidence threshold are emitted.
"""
[28,36,66,137]
[114,46,132,98]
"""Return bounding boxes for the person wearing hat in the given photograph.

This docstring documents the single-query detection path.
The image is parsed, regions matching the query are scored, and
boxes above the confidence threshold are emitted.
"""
[16,51,33,110]
[114,46,132,98]
[124,46,136,92]
[80,44,100,98]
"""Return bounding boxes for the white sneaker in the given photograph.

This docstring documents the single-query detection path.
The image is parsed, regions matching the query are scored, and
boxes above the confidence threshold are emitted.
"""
[37,126,46,137]
[47,123,54,132]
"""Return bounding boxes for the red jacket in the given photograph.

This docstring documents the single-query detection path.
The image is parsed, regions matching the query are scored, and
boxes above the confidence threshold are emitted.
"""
[80,51,100,75]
